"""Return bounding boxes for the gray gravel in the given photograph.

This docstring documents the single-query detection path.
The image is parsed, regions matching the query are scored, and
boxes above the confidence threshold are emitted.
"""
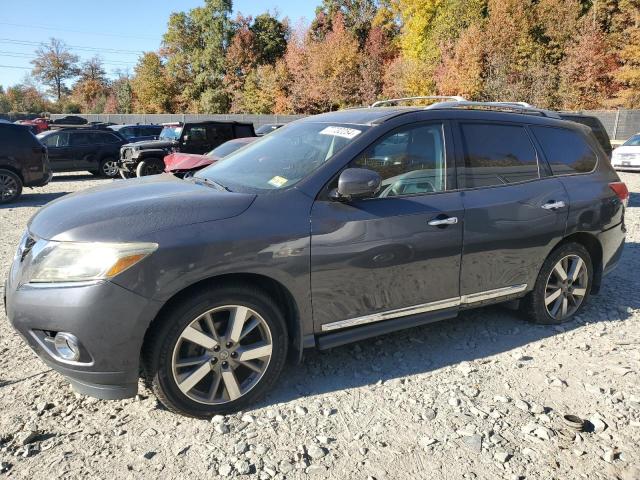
[1,172,639,479]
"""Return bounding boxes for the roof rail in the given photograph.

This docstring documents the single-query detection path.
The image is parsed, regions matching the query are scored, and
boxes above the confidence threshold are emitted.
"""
[425,101,561,119]
[371,96,466,108]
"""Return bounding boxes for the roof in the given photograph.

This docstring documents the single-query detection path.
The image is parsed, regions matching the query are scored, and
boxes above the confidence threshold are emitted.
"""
[300,107,422,126]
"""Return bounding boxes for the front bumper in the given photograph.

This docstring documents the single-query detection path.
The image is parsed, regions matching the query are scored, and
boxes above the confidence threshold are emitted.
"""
[4,269,162,400]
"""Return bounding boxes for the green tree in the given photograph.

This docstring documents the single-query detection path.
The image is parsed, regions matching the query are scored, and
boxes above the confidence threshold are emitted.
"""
[162,0,233,112]
[131,52,175,113]
[251,13,289,65]
[310,0,378,45]
[31,38,80,102]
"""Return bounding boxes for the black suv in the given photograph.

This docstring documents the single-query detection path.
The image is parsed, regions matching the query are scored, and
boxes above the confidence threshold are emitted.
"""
[5,102,627,417]
[118,121,255,178]
[0,123,51,203]
[37,128,126,178]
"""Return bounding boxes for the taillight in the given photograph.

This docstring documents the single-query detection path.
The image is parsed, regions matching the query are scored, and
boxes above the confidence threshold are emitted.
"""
[609,182,629,208]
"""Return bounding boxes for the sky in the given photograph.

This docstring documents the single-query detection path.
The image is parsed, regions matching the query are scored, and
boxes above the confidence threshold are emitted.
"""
[0,0,317,88]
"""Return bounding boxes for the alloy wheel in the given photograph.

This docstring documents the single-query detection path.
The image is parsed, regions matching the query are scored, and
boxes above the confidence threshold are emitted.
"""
[0,173,19,202]
[544,254,588,321]
[101,159,119,177]
[171,305,273,405]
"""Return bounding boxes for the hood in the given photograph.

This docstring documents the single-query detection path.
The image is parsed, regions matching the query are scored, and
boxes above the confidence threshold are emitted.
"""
[28,174,256,242]
[164,152,220,172]
[613,145,640,155]
[123,139,177,150]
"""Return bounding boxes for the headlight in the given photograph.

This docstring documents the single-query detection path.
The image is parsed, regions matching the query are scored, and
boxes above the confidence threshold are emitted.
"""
[27,241,157,283]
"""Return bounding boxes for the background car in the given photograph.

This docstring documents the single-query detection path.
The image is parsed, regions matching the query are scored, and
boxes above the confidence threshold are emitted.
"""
[50,115,88,126]
[109,124,162,143]
[255,123,284,136]
[37,128,126,178]
[164,136,258,178]
[119,121,256,177]
[14,118,49,134]
[611,133,640,171]
[0,123,51,203]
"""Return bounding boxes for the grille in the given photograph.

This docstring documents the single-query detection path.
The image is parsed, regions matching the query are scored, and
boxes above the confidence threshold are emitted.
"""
[619,153,638,160]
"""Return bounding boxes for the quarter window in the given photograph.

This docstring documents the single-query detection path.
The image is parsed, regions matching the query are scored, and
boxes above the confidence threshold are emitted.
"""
[42,132,70,147]
[531,126,597,175]
[352,123,447,197]
[459,123,539,188]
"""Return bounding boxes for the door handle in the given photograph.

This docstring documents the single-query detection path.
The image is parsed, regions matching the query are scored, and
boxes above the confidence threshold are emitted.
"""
[428,216,458,226]
[541,200,566,210]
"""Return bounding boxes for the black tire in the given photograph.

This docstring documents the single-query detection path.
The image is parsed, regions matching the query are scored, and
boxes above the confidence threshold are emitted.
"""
[142,284,288,418]
[0,169,23,204]
[136,158,164,177]
[520,242,593,324]
[99,157,119,178]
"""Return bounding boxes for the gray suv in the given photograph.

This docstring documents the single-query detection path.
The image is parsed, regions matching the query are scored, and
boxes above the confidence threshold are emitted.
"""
[5,102,628,417]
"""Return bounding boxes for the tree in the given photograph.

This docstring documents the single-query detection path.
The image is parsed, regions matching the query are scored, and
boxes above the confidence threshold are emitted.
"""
[31,38,80,102]
[360,26,396,103]
[162,0,233,112]
[559,21,619,109]
[305,13,362,111]
[436,24,485,99]
[79,56,108,83]
[251,13,289,65]
[224,15,259,112]
[3,84,49,113]
[72,57,109,112]
[310,0,378,45]
[131,52,175,113]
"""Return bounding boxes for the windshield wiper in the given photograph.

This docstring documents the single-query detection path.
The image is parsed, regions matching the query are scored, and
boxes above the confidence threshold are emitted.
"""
[192,176,231,192]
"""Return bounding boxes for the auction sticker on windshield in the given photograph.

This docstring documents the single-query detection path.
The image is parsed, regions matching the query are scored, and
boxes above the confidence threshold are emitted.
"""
[268,175,288,188]
[319,126,362,139]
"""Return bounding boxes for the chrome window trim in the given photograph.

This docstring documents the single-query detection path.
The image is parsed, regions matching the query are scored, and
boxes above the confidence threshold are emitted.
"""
[320,284,527,332]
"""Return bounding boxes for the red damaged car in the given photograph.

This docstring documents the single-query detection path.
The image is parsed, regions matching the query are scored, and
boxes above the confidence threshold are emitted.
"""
[164,136,258,178]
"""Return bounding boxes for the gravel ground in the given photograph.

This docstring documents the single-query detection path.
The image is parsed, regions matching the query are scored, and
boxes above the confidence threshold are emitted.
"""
[0,172,639,479]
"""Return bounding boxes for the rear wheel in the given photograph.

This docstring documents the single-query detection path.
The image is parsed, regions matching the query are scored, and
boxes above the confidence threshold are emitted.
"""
[0,169,23,203]
[99,157,119,178]
[143,285,288,417]
[136,159,164,177]
[521,242,592,324]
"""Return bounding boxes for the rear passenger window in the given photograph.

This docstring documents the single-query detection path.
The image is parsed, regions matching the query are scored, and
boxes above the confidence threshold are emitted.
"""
[459,123,539,188]
[531,126,597,175]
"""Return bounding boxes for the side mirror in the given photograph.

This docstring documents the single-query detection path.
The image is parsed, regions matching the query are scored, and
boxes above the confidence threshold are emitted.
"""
[182,135,190,143]
[332,168,381,201]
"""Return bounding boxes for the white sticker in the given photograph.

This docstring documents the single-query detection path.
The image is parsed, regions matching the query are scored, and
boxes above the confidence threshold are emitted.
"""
[319,126,362,139]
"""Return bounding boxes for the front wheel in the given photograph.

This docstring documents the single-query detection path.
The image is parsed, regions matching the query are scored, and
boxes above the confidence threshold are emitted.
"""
[99,157,119,178]
[521,242,592,324]
[0,169,23,204]
[142,285,288,417]
[136,159,164,177]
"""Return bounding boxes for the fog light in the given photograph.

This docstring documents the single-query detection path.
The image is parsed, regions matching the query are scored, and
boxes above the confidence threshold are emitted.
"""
[53,332,80,361]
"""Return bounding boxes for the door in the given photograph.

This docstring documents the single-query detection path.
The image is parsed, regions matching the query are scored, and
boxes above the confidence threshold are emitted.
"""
[310,122,464,331]
[69,131,96,169]
[41,131,74,171]
[454,121,569,298]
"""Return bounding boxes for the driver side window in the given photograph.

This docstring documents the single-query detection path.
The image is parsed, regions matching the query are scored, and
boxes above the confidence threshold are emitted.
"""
[352,123,447,197]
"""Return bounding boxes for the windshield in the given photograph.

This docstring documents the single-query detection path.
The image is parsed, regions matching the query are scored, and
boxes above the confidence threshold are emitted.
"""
[623,135,640,147]
[207,140,247,158]
[256,124,280,135]
[160,126,182,140]
[196,122,367,192]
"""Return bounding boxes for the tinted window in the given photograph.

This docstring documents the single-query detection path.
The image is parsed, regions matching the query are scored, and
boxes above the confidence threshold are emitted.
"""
[623,134,640,147]
[235,125,255,137]
[91,132,121,144]
[70,132,91,146]
[459,123,539,188]
[118,127,135,139]
[41,132,70,147]
[208,125,234,143]
[531,126,597,175]
[353,123,447,197]
[141,126,161,137]
[186,126,207,143]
